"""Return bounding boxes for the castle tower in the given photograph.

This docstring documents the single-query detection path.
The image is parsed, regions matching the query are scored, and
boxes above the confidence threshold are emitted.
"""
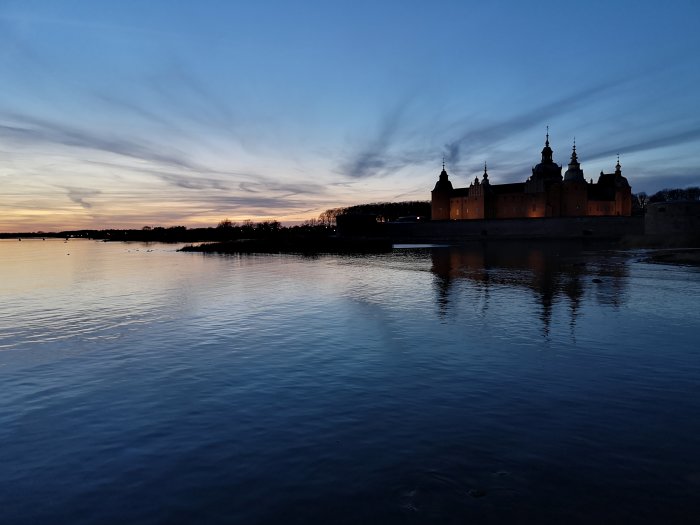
[563,140,585,182]
[613,156,632,216]
[562,140,588,216]
[541,130,553,163]
[482,162,490,186]
[530,129,563,184]
[431,160,453,220]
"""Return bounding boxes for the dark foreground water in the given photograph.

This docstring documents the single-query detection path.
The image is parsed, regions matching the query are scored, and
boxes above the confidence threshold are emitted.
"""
[1,239,700,524]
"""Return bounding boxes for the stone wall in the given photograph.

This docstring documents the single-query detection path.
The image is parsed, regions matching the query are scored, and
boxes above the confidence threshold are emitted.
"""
[645,202,700,237]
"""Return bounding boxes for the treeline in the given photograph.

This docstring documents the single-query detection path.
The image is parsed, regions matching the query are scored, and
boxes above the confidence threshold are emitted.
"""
[645,187,700,203]
[633,187,699,213]
[312,201,431,225]
[78,220,320,243]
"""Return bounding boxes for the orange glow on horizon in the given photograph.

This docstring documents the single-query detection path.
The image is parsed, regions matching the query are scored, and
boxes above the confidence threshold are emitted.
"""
[0,208,336,233]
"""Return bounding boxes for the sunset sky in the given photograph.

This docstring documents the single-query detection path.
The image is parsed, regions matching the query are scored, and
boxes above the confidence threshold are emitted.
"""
[1,0,699,231]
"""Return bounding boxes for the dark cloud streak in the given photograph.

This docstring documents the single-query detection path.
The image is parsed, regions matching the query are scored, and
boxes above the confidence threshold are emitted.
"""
[0,114,203,171]
[339,79,629,181]
[443,81,623,166]
[586,126,700,161]
[156,173,229,191]
[341,104,413,179]
[0,111,208,172]
[64,187,101,209]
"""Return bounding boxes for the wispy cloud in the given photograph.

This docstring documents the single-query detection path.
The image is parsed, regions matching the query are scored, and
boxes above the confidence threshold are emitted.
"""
[0,111,205,171]
[155,172,229,191]
[237,181,323,197]
[586,126,700,161]
[94,93,183,132]
[442,81,623,166]
[340,104,406,179]
[338,80,629,181]
[64,187,101,209]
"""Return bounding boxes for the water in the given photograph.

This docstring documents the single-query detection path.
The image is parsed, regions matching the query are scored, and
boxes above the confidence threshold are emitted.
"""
[1,239,700,524]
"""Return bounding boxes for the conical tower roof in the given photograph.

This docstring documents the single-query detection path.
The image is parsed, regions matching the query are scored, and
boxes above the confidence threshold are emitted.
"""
[564,139,585,182]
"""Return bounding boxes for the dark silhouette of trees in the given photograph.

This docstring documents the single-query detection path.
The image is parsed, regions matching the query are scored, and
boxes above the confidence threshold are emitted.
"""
[2,200,430,241]
[648,187,700,203]
[318,208,343,227]
[631,188,698,215]
[320,201,430,223]
[216,218,236,229]
[632,192,648,215]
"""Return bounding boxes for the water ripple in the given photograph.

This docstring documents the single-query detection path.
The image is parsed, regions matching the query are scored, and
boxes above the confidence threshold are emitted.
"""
[1,240,700,523]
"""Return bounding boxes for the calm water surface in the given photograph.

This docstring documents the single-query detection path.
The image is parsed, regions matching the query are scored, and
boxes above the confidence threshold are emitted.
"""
[1,239,700,524]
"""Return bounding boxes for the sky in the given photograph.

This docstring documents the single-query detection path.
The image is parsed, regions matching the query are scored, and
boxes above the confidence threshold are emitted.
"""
[1,0,700,231]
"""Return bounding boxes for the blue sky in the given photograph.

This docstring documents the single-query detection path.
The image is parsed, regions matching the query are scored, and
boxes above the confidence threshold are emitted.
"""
[1,0,699,230]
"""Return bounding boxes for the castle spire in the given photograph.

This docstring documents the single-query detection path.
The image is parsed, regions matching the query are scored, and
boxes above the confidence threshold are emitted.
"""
[541,127,553,163]
[615,154,622,175]
[563,138,584,182]
[482,161,489,185]
[440,156,448,177]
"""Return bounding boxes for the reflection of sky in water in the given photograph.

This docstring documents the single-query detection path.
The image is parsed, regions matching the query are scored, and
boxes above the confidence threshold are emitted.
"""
[1,239,700,523]
[1,238,697,357]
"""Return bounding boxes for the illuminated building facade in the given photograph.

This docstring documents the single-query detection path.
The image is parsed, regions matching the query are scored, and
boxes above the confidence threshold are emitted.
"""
[431,135,632,221]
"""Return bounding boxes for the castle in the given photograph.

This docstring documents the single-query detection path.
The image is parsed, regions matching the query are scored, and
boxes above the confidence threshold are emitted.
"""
[431,134,632,220]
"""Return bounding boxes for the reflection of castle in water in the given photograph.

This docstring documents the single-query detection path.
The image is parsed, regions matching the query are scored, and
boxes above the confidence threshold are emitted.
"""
[430,242,629,335]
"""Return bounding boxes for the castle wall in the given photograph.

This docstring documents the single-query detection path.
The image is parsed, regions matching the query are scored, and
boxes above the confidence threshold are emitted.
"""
[546,185,561,217]
[494,193,529,218]
[448,185,626,220]
[645,201,700,236]
[615,187,632,216]
[587,200,616,216]
[441,185,630,220]
[431,190,451,220]
[493,192,550,218]
[561,183,588,217]
[450,194,485,220]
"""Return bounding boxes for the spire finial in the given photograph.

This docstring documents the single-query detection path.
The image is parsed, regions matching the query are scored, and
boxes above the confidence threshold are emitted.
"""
[546,125,549,146]
[569,137,579,164]
[442,155,445,171]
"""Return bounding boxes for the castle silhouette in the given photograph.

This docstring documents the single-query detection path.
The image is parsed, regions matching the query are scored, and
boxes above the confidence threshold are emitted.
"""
[431,134,632,220]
